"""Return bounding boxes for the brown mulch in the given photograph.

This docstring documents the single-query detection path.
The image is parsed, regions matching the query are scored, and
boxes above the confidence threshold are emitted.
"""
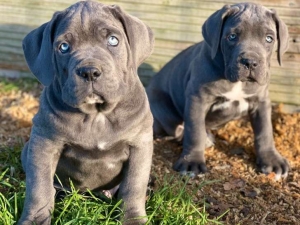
[152,104,300,224]
[0,81,299,224]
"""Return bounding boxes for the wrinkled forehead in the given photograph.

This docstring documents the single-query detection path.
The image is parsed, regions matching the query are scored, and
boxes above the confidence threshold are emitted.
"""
[54,1,123,39]
[224,4,276,34]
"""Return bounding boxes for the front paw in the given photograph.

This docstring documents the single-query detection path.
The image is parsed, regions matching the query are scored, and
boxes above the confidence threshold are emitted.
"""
[17,219,34,225]
[123,218,147,225]
[17,216,51,225]
[18,204,52,225]
[256,150,289,180]
[123,212,147,225]
[173,154,207,176]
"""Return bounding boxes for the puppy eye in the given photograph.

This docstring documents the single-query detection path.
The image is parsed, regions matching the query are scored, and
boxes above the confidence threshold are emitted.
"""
[266,36,273,43]
[59,43,70,53]
[228,33,237,41]
[108,36,119,46]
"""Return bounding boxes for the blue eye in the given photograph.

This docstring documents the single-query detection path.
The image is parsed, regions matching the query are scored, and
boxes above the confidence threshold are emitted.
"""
[59,43,70,53]
[266,36,273,43]
[108,36,119,46]
[228,33,237,41]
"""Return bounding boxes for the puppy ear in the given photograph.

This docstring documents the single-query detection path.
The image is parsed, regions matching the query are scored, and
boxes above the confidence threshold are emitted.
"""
[22,12,60,86]
[109,5,154,67]
[202,5,239,59]
[271,10,289,66]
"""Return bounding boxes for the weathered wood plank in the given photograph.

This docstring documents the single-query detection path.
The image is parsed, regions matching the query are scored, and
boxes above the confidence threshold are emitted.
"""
[1,1,300,24]
[144,53,300,72]
[0,69,33,78]
[270,68,300,78]
[0,61,28,71]
[212,0,300,8]
[1,1,300,51]
[271,74,300,84]
[269,91,300,105]
[101,0,300,9]
[151,44,300,61]
[0,32,25,43]
[269,83,300,94]
[0,45,23,55]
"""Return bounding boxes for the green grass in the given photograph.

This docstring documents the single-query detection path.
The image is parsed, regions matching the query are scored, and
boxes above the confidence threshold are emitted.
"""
[0,144,227,225]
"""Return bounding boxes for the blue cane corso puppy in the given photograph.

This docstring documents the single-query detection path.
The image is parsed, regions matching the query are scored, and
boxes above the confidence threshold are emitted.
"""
[147,2,289,180]
[19,1,154,224]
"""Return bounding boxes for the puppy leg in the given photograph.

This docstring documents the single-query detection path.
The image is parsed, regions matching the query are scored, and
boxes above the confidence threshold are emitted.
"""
[20,142,29,171]
[118,134,153,225]
[18,134,62,225]
[173,95,209,175]
[249,99,289,180]
[148,90,182,139]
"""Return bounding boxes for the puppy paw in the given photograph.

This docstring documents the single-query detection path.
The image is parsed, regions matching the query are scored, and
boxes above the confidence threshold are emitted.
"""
[17,216,51,225]
[123,213,147,225]
[18,204,53,225]
[123,218,147,225]
[17,220,33,225]
[256,150,289,180]
[173,155,207,177]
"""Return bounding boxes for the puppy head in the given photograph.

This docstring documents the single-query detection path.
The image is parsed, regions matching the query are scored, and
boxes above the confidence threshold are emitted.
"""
[202,3,289,85]
[22,1,154,112]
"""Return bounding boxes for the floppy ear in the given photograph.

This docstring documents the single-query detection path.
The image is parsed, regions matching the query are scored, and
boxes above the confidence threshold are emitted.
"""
[108,5,154,68]
[22,12,61,86]
[202,5,239,59]
[271,10,289,66]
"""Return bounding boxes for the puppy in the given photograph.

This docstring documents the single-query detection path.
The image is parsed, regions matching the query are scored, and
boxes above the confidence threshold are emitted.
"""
[146,2,289,180]
[18,1,154,224]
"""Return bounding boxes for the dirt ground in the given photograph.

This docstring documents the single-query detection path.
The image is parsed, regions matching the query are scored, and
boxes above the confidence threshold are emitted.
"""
[0,80,299,225]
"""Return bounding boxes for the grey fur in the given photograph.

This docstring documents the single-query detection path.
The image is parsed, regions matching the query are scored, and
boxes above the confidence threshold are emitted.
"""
[18,1,154,225]
[146,3,289,180]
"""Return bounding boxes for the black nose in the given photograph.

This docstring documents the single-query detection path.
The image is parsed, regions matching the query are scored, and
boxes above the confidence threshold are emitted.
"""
[240,58,258,70]
[76,66,101,81]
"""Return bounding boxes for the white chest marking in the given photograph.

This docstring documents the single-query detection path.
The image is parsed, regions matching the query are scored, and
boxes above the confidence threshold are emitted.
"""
[97,141,107,150]
[106,162,115,169]
[95,113,105,123]
[212,82,254,112]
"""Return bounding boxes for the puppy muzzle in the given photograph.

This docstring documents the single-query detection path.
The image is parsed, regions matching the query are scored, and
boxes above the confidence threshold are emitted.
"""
[76,66,102,82]
[236,53,267,85]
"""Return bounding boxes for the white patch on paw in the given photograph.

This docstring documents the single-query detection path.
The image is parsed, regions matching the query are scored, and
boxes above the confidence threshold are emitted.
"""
[206,131,215,148]
[275,172,288,181]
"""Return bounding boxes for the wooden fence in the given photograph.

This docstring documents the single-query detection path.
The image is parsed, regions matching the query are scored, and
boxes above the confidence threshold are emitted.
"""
[0,0,299,105]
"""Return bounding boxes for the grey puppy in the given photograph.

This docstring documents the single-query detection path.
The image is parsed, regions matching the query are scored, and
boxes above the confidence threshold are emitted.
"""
[18,1,154,225]
[146,3,289,180]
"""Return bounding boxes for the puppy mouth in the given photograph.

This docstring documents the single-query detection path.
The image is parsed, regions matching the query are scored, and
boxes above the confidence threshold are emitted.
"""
[83,92,105,105]
[82,92,108,112]
[239,71,267,85]
[240,76,257,83]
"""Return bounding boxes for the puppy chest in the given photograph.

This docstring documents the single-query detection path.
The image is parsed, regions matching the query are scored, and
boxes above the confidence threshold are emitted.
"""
[211,98,249,113]
[58,142,130,170]
[56,142,129,189]
[211,82,254,113]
